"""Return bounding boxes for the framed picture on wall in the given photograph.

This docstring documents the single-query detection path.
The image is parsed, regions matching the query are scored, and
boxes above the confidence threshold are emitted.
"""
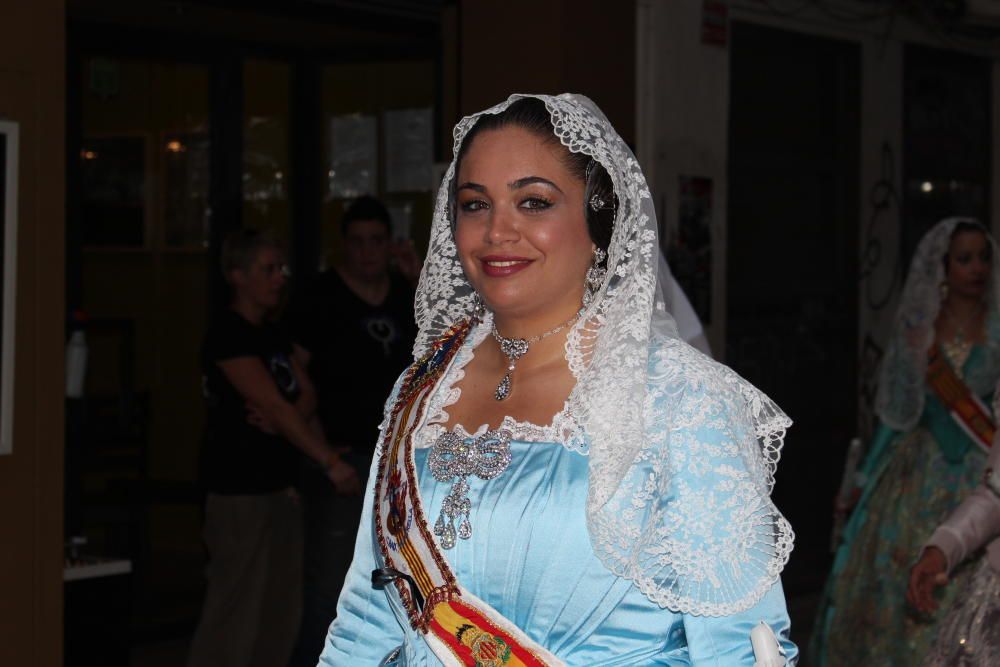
[0,120,19,455]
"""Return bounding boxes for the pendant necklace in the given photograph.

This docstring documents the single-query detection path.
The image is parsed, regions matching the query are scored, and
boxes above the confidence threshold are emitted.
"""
[942,302,983,375]
[490,308,582,401]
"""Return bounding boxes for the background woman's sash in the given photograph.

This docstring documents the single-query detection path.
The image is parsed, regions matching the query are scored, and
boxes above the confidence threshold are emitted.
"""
[927,346,995,452]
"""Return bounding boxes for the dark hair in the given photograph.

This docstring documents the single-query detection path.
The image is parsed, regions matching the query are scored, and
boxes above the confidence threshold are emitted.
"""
[453,97,616,254]
[341,195,392,237]
[952,220,989,241]
[221,227,282,274]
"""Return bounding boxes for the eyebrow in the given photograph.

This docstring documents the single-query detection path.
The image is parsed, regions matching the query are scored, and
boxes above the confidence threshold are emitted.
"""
[456,182,486,193]
[455,176,563,194]
[510,176,563,193]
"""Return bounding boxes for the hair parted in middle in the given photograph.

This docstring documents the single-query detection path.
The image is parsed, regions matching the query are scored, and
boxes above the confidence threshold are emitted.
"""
[452,97,616,257]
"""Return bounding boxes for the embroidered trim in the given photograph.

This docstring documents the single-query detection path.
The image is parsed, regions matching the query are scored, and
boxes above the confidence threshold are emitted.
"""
[374,322,470,627]
[373,321,565,666]
[429,598,552,667]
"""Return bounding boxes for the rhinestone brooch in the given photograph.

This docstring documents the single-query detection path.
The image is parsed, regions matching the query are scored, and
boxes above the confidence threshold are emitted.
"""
[428,428,512,549]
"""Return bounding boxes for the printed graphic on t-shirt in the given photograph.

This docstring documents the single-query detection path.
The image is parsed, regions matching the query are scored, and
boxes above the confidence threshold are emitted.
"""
[365,316,398,357]
[270,351,298,397]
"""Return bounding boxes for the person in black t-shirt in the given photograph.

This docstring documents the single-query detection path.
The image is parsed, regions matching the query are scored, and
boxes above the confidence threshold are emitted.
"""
[188,229,359,667]
[286,196,419,667]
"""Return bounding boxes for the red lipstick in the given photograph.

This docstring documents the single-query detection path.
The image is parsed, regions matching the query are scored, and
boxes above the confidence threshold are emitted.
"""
[480,255,532,277]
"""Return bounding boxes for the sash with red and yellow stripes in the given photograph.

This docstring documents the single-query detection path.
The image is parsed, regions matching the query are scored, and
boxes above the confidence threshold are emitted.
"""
[927,346,996,453]
[373,320,564,667]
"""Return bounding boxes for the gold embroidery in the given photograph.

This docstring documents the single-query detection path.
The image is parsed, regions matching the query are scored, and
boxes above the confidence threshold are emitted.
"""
[456,623,513,667]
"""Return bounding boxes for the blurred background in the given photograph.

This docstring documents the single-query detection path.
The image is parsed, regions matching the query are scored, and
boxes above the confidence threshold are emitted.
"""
[1,0,999,664]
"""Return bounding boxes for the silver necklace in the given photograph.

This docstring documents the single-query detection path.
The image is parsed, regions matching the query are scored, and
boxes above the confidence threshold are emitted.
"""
[942,302,984,374]
[490,309,582,401]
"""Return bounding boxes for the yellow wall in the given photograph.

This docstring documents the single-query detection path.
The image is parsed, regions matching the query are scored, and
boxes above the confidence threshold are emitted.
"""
[0,0,66,664]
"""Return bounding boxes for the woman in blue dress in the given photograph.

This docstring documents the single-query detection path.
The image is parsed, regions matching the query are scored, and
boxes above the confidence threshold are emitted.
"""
[320,94,797,666]
[811,217,1000,666]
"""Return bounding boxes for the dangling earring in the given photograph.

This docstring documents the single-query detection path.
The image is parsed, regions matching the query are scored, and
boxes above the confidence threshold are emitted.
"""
[471,291,487,322]
[940,281,950,301]
[583,248,608,308]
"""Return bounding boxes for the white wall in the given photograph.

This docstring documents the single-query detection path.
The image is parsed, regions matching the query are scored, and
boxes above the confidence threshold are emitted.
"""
[637,0,1000,430]
[637,0,730,354]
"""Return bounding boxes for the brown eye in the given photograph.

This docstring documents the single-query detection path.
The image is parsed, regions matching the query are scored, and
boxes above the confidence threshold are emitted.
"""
[460,199,489,213]
[520,197,553,211]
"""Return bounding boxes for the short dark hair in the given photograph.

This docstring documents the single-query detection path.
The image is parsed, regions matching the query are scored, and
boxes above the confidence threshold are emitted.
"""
[453,97,616,254]
[220,228,282,274]
[341,195,392,237]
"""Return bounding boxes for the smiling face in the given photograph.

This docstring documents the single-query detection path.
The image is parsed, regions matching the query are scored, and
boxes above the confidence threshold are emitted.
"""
[454,126,595,325]
[946,229,992,299]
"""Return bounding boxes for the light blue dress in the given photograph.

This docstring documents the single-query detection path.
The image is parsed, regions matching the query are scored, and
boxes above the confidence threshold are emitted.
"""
[320,434,798,665]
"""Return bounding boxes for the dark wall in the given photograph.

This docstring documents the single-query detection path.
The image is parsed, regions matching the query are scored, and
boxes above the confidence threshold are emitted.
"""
[727,22,861,591]
[0,0,66,664]
[457,0,636,147]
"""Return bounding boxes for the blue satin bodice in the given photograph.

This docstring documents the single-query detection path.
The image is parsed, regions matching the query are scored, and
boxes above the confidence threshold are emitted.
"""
[320,438,797,666]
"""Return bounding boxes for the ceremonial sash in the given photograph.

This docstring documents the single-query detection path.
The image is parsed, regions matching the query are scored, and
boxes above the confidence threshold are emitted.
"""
[927,346,996,453]
[373,321,564,667]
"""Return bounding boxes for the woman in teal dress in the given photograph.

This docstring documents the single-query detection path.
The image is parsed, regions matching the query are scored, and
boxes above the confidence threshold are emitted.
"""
[811,217,1000,666]
[319,94,798,665]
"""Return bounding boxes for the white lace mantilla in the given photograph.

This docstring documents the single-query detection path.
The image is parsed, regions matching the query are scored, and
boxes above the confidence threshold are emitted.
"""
[407,93,793,616]
[876,217,1000,431]
[413,315,588,453]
